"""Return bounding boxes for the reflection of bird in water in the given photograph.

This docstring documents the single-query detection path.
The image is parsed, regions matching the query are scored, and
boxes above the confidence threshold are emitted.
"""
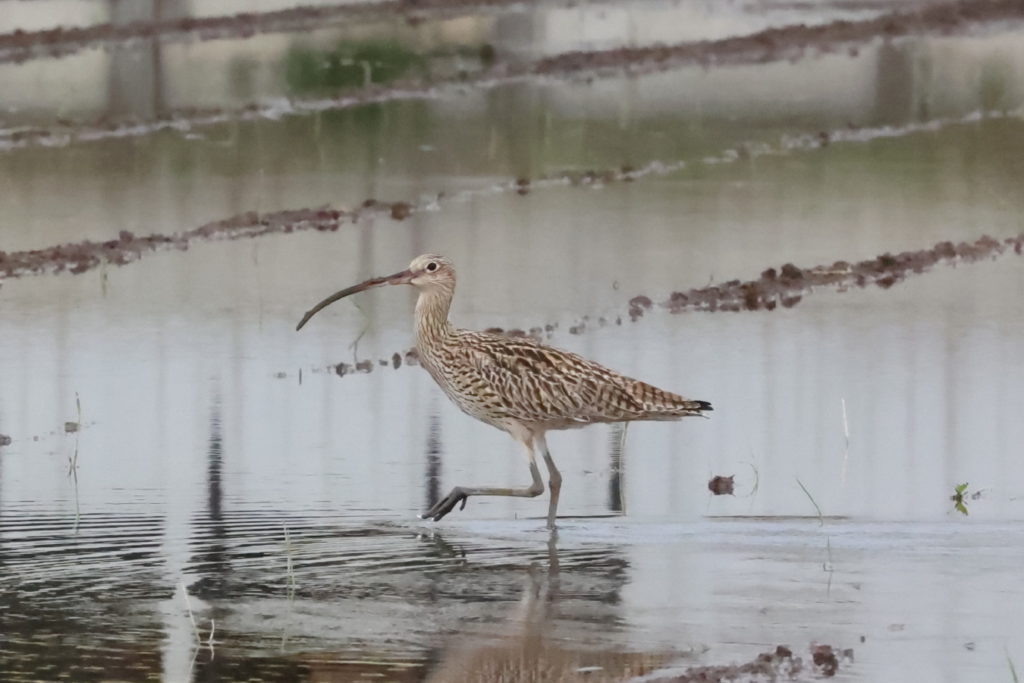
[422,535,668,683]
[297,254,711,529]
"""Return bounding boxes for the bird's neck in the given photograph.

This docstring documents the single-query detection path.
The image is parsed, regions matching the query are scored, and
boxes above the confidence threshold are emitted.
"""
[414,285,455,353]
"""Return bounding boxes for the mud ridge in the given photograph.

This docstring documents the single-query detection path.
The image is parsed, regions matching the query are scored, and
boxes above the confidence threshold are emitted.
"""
[2,111,1016,282]
[0,0,541,65]
[0,200,427,279]
[311,231,1023,382]
[532,0,1024,76]
[3,0,1021,152]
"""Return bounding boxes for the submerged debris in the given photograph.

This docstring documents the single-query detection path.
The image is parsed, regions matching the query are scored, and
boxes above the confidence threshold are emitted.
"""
[628,295,653,321]
[708,475,735,496]
[654,643,852,682]
[0,434,11,446]
[63,422,79,433]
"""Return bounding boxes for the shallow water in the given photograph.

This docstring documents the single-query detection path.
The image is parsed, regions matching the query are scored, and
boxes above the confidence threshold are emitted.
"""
[2,1,1024,681]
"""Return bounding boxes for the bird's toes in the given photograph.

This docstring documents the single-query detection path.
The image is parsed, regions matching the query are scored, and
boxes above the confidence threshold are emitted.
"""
[421,488,469,522]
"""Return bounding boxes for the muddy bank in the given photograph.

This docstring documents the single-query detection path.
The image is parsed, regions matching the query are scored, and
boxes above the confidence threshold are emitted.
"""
[302,231,1023,382]
[2,110,1017,283]
[533,0,1024,76]
[0,200,425,279]
[656,234,1023,315]
[3,0,1021,152]
[0,0,532,65]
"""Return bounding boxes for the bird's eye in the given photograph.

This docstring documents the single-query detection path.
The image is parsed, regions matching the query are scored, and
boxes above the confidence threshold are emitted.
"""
[426,262,438,272]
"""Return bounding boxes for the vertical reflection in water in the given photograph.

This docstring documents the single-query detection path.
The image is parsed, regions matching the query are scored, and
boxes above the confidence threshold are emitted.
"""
[105,1,163,120]
[608,423,626,514]
[190,395,228,601]
[425,411,442,512]
[421,534,642,681]
[873,41,916,124]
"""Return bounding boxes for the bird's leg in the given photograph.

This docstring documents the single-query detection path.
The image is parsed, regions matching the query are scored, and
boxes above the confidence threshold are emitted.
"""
[420,442,544,522]
[536,433,561,531]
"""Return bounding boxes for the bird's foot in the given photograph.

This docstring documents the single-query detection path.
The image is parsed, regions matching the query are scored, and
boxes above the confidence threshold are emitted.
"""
[420,487,469,522]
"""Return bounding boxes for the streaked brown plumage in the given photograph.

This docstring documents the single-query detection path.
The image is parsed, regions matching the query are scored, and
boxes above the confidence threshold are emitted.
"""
[297,254,711,530]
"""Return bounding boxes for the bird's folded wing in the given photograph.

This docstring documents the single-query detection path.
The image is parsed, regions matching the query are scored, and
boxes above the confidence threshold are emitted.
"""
[467,341,647,424]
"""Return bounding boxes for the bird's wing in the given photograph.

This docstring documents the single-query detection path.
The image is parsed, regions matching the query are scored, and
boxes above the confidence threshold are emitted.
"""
[463,335,649,424]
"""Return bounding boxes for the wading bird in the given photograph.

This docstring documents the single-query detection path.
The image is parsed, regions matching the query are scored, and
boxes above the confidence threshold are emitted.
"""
[296,255,711,530]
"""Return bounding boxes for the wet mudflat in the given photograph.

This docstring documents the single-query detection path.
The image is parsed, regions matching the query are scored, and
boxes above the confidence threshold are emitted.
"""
[2,1,1024,681]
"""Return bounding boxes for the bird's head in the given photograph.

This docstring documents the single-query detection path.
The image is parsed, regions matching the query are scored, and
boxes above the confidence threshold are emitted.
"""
[295,253,455,331]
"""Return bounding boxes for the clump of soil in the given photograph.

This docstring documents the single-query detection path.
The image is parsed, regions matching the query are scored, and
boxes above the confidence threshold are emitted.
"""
[708,475,735,496]
[655,643,853,682]
[662,234,1023,315]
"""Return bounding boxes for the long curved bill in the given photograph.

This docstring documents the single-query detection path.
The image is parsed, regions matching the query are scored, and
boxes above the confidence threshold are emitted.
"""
[295,269,413,331]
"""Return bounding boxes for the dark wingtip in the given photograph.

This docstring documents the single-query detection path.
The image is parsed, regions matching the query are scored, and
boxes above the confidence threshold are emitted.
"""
[697,400,713,411]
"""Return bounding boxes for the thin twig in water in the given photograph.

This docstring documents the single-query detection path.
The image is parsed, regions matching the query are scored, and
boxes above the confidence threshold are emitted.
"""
[1009,651,1019,683]
[69,392,82,533]
[179,581,202,645]
[823,536,835,597]
[283,524,297,595]
[617,422,629,515]
[840,398,850,486]
[796,478,824,526]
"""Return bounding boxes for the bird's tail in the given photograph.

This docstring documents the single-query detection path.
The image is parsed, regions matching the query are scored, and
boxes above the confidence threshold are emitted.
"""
[629,380,713,419]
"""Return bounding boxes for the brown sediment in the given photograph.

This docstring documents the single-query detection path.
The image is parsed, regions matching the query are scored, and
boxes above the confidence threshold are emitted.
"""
[0,200,431,280]
[708,475,735,496]
[661,234,1022,315]
[653,643,852,681]
[309,232,1023,382]
[4,0,1022,151]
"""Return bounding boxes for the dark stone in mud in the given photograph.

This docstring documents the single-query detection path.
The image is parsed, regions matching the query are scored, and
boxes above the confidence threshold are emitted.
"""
[775,645,792,658]
[628,295,653,321]
[389,202,412,220]
[64,422,79,433]
[708,475,735,496]
[335,362,352,377]
[515,177,530,195]
[812,644,839,677]
[780,263,803,280]
[761,267,777,280]
[781,295,802,308]
[392,352,402,369]
[741,283,760,311]
[0,434,11,447]
[355,359,374,373]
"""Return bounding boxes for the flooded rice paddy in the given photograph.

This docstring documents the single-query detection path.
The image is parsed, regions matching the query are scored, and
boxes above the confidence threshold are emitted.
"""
[2,0,1024,680]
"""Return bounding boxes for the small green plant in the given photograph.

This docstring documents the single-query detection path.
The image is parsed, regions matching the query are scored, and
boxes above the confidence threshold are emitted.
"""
[285,40,424,93]
[951,483,970,516]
